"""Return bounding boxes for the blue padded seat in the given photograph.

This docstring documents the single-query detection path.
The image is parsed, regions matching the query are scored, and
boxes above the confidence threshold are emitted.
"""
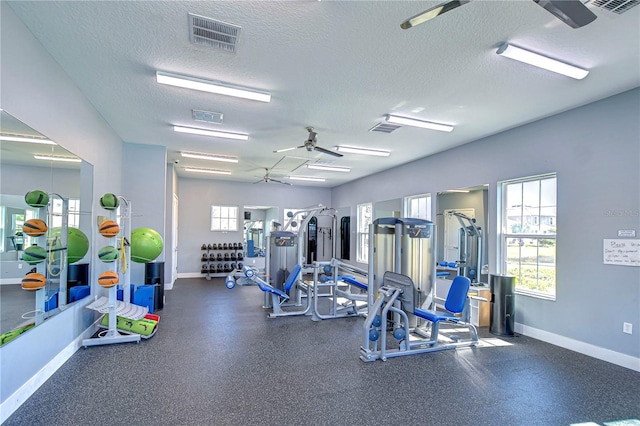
[283,264,302,292]
[256,281,289,301]
[413,276,471,323]
[341,276,368,291]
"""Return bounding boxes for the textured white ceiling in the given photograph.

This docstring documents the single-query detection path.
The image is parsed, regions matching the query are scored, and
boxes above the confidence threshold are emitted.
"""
[6,0,640,187]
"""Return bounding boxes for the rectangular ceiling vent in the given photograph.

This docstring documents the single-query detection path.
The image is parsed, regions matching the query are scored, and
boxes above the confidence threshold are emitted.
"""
[192,109,223,124]
[369,122,401,133]
[587,0,639,14]
[189,13,241,53]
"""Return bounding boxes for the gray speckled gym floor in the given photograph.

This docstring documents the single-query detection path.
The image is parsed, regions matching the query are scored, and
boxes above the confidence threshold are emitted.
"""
[5,277,640,426]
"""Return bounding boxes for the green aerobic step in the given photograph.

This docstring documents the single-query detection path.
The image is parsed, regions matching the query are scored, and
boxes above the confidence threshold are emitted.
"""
[101,314,158,336]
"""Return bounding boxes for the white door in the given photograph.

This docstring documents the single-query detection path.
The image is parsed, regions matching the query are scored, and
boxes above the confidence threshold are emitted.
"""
[172,194,178,285]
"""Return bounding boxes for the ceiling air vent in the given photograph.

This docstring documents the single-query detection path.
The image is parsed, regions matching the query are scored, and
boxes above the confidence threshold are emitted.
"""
[587,0,639,14]
[193,109,223,124]
[369,122,401,133]
[189,13,241,53]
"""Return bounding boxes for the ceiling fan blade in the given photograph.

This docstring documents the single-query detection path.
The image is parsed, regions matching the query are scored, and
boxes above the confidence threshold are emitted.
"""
[401,0,470,29]
[314,145,343,157]
[532,0,597,29]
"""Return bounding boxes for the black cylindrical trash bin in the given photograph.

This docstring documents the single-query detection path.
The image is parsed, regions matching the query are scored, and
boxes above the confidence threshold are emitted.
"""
[145,262,164,311]
[490,275,515,336]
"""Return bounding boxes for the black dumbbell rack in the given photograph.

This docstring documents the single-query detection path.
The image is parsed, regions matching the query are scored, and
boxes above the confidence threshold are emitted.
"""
[200,242,244,280]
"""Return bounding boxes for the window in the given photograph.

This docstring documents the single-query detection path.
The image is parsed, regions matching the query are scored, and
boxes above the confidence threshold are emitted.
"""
[211,205,238,231]
[357,203,372,263]
[404,194,432,220]
[500,174,557,299]
[50,198,80,228]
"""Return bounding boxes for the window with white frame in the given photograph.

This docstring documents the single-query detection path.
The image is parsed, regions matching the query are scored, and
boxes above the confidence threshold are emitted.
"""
[50,198,80,228]
[500,174,557,299]
[404,194,432,220]
[210,205,238,231]
[357,202,372,263]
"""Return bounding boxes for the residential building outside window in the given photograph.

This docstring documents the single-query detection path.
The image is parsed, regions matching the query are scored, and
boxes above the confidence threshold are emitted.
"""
[500,174,557,299]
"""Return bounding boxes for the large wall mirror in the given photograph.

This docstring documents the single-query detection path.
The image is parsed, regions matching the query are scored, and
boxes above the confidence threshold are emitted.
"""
[0,110,94,345]
[436,185,489,285]
[373,198,401,220]
[243,206,279,257]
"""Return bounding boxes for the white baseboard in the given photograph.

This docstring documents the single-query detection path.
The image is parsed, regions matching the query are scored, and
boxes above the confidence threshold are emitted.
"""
[515,323,640,372]
[0,324,96,424]
[177,272,207,279]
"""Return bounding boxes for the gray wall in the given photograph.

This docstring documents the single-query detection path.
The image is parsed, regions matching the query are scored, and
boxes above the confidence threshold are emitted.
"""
[177,178,331,274]
[0,164,80,198]
[0,3,124,411]
[121,142,167,284]
[332,88,640,362]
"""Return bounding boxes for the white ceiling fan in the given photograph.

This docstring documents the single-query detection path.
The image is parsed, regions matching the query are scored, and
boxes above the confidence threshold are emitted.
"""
[253,157,292,185]
[401,0,597,30]
[274,127,343,158]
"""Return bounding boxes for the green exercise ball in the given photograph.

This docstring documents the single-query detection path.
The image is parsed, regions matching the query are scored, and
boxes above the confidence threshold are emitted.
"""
[98,245,119,263]
[130,227,163,263]
[49,227,90,264]
[99,193,120,210]
[22,245,47,265]
[24,190,49,208]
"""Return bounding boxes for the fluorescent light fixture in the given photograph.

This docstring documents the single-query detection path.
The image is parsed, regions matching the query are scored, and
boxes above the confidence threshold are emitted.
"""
[180,151,238,163]
[34,155,81,163]
[288,176,326,182]
[174,126,248,141]
[385,114,454,132]
[496,43,589,80]
[1,135,56,145]
[306,164,351,172]
[156,71,271,102]
[335,145,390,157]
[184,167,231,175]
[274,147,297,153]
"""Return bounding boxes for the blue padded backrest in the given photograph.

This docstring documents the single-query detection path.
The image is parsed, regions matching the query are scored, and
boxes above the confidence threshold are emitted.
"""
[444,276,471,314]
[283,264,303,292]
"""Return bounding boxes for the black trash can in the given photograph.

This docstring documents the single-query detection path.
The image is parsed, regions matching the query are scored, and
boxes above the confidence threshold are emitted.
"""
[490,275,515,336]
[145,262,164,311]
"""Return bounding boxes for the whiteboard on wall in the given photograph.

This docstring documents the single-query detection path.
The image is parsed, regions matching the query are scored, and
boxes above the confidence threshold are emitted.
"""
[603,239,640,267]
